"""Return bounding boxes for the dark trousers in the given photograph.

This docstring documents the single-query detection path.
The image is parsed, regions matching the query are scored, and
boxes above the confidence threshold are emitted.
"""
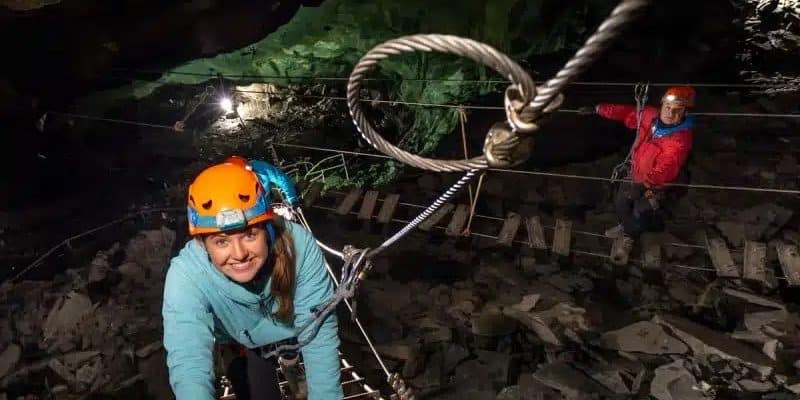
[227,349,282,400]
[613,182,667,238]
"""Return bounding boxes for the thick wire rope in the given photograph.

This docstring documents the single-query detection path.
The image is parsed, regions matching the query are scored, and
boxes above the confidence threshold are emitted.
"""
[346,2,649,172]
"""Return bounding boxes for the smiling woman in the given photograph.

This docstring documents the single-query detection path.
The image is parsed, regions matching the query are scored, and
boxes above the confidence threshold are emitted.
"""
[162,157,342,400]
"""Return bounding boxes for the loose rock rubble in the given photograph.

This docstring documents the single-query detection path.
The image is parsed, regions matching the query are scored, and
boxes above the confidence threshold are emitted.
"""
[0,226,175,399]
[358,250,800,400]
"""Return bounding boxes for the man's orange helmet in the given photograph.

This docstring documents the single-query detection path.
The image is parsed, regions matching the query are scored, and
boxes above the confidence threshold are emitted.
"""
[661,86,696,108]
[187,162,274,235]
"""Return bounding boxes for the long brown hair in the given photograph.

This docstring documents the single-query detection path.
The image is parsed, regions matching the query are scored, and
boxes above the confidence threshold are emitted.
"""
[269,221,296,322]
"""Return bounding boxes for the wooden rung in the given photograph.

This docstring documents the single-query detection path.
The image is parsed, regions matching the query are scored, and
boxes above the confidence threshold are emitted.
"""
[497,212,522,246]
[705,233,739,278]
[551,219,572,257]
[776,241,800,286]
[336,188,363,215]
[357,190,380,220]
[610,235,631,266]
[418,203,455,231]
[743,240,776,288]
[446,204,470,236]
[376,194,400,224]
[525,216,547,250]
[302,181,323,208]
[641,233,662,270]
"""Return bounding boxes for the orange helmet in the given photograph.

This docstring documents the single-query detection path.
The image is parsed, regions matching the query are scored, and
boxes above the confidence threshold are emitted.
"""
[224,155,251,169]
[187,162,274,235]
[661,86,695,108]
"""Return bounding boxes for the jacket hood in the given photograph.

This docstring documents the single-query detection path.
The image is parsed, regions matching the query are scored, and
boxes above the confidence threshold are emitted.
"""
[180,239,270,305]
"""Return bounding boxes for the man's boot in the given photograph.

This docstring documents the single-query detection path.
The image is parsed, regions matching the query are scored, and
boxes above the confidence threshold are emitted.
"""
[610,234,635,266]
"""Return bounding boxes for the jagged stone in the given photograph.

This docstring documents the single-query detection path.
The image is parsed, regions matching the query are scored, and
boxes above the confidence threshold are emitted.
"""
[511,294,540,313]
[135,341,162,358]
[475,350,512,389]
[42,290,93,344]
[0,344,21,379]
[650,359,711,400]
[738,379,775,392]
[123,227,176,276]
[471,308,517,337]
[653,314,776,377]
[496,385,521,400]
[737,203,793,240]
[716,221,746,247]
[531,361,613,398]
[598,321,688,355]
[62,351,100,370]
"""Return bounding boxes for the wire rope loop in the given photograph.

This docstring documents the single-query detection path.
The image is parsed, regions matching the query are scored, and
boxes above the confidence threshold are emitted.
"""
[346,34,537,173]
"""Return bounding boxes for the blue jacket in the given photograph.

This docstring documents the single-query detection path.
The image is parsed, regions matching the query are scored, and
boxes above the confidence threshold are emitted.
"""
[162,221,342,400]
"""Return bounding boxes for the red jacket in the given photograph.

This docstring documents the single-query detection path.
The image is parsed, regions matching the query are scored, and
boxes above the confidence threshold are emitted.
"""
[597,104,692,188]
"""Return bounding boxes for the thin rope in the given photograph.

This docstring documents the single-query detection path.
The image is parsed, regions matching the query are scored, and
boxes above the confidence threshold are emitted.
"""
[293,208,391,378]
[457,107,476,209]
[232,89,800,117]
[463,172,485,236]
[115,68,800,90]
[7,207,182,282]
[271,142,800,195]
[325,189,708,250]
[309,204,786,280]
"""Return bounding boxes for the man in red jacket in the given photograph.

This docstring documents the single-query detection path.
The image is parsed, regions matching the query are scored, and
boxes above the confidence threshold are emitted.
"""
[580,86,695,261]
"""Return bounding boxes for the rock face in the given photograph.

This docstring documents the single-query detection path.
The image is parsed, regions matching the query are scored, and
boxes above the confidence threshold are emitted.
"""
[1,227,175,398]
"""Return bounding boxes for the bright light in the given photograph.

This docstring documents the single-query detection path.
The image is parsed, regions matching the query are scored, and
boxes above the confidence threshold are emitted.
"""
[220,97,234,113]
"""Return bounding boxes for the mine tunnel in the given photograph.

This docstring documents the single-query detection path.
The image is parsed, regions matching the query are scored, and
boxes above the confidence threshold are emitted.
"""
[1,0,800,399]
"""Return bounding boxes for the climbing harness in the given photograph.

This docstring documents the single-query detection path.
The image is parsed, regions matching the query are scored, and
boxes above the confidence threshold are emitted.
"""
[610,81,649,181]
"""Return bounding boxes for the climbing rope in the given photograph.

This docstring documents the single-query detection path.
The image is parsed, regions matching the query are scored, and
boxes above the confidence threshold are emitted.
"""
[347,1,650,172]
[611,81,649,181]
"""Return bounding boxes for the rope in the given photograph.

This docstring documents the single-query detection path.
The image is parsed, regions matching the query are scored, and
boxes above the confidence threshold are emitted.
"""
[346,34,535,172]
[323,188,708,250]
[44,111,178,131]
[463,172,485,236]
[611,82,649,181]
[116,68,800,90]
[230,89,800,117]
[270,142,800,195]
[366,169,479,258]
[292,208,391,378]
[6,207,182,282]
[522,0,650,117]
[309,203,787,281]
[457,107,475,208]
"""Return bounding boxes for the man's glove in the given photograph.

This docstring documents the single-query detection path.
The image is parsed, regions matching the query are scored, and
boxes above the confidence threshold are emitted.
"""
[576,105,596,115]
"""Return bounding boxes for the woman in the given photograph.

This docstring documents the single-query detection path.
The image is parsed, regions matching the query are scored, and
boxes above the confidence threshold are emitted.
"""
[162,158,343,400]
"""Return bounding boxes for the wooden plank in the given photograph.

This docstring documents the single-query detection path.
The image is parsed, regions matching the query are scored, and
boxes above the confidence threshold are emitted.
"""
[446,204,470,236]
[743,241,776,288]
[641,233,662,270]
[357,190,380,220]
[497,212,522,246]
[302,181,323,208]
[376,194,400,224]
[551,219,572,257]
[418,203,455,231]
[705,232,739,278]
[610,235,632,266]
[776,241,800,286]
[336,188,363,215]
[525,216,547,250]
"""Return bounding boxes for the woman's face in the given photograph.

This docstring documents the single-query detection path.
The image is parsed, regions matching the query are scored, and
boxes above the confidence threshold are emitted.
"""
[200,225,269,283]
